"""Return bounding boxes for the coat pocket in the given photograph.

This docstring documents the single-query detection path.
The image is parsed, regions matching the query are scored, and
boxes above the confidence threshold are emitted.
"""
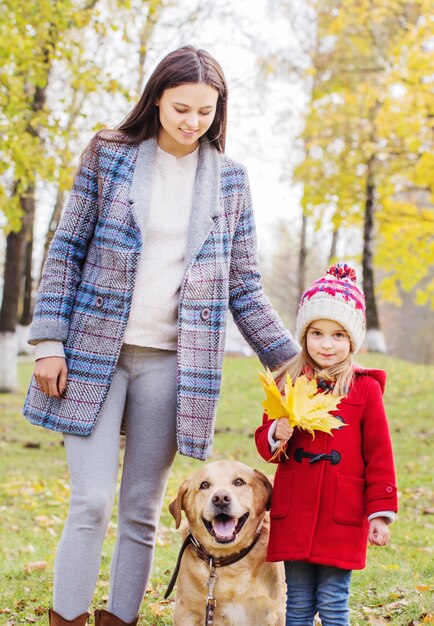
[334,474,365,526]
[270,464,293,519]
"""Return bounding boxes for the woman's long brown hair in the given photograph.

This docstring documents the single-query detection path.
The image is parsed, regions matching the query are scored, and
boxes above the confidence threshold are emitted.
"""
[100,45,228,152]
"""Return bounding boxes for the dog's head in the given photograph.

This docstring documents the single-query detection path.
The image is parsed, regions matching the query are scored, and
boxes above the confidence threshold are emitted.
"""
[169,460,272,553]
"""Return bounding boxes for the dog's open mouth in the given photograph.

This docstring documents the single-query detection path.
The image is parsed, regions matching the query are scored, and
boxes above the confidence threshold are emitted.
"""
[202,512,250,543]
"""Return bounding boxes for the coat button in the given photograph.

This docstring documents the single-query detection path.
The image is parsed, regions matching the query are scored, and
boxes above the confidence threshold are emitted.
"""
[201,307,211,321]
[95,296,104,308]
[386,486,394,493]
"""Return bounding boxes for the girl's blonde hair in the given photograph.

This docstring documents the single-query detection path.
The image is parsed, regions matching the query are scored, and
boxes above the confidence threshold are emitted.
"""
[275,332,356,397]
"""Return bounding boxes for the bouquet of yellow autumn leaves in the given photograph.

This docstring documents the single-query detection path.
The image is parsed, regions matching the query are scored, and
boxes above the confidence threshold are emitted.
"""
[259,369,345,460]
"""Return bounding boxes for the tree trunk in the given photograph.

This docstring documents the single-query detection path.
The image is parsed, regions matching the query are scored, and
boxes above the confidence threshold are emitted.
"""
[42,187,65,269]
[135,1,163,97]
[0,212,29,333]
[0,332,19,392]
[297,209,308,308]
[329,227,339,264]
[20,187,36,326]
[362,158,386,353]
[0,230,25,333]
[0,190,32,391]
[0,39,52,389]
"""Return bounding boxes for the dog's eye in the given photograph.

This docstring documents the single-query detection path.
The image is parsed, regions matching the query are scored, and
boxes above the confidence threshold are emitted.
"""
[233,478,246,487]
[199,481,210,490]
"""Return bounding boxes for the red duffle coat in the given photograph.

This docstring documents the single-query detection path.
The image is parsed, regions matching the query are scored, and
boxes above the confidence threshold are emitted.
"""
[255,368,398,570]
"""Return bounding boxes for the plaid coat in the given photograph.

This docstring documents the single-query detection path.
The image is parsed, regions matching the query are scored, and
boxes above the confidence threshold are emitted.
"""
[23,134,298,460]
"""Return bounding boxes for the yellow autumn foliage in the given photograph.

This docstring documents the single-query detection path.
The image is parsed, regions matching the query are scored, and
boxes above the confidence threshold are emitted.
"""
[294,0,434,308]
[259,368,345,439]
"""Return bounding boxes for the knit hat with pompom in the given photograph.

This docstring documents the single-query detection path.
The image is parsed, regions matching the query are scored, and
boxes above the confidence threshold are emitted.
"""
[296,263,366,353]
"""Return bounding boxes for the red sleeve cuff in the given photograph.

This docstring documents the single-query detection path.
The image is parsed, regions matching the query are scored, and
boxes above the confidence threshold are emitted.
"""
[366,482,398,515]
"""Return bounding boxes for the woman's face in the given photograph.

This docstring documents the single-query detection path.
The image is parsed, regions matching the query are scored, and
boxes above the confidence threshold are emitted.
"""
[156,82,219,157]
[306,319,351,369]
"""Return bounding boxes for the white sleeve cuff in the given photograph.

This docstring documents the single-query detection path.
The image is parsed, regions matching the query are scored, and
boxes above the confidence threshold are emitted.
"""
[267,420,281,452]
[35,340,66,361]
[368,511,396,524]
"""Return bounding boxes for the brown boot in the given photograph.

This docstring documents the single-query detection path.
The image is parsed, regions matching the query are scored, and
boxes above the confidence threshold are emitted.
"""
[94,609,139,626]
[48,609,89,625]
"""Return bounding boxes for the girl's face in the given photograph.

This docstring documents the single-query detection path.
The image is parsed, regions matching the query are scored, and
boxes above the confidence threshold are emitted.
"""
[156,83,219,157]
[306,319,351,369]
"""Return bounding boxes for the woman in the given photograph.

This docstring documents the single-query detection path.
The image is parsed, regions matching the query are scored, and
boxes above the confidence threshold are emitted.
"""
[23,45,299,626]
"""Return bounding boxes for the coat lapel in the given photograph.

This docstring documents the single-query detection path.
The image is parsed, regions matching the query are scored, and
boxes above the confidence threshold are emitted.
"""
[128,137,158,233]
[184,139,221,269]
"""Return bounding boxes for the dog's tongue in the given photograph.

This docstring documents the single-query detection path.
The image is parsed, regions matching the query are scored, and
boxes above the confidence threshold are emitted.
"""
[212,516,237,541]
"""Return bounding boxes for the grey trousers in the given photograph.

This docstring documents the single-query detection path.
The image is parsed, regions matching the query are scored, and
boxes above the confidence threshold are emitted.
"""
[53,345,178,621]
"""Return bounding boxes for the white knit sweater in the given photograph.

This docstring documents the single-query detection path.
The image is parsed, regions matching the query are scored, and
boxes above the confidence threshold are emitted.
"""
[35,144,199,359]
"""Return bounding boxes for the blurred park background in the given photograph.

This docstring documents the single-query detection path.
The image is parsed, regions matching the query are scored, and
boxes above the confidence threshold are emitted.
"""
[1,0,434,392]
[1,3,434,623]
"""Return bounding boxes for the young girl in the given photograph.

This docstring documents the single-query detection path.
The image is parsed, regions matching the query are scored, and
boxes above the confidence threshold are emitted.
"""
[255,263,398,626]
[23,46,299,626]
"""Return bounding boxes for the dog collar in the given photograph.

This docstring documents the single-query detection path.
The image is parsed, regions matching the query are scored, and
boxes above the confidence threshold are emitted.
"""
[164,525,263,600]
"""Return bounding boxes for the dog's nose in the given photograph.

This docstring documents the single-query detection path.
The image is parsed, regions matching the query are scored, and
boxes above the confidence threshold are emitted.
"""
[212,490,232,509]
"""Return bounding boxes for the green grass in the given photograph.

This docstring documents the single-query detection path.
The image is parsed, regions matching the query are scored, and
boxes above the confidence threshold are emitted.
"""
[1,354,433,625]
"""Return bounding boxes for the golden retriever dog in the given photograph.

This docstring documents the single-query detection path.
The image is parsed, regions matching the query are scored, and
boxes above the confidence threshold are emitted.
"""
[168,460,285,626]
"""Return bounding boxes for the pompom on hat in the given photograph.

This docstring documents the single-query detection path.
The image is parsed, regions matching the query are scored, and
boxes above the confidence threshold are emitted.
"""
[296,263,366,353]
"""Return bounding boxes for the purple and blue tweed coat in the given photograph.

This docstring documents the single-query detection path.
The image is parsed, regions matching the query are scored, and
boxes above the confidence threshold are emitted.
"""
[23,134,298,460]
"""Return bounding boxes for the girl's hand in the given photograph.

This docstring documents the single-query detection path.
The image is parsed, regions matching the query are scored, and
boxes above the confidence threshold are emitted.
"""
[275,418,294,443]
[368,518,390,546]
[34,357,68,398]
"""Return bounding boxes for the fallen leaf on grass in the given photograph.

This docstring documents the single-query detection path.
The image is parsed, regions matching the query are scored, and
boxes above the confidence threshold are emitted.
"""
[24,561,48,574]
[416,585,432,592]
[14,600,27,610]
[33,515,55,527]
[389,591,403,599]
[149,602,171,618]
[384,563,401,572]
[361,606,375,614]
[423,617,434,624]
[25,615,37,623]
[384,598,410,610]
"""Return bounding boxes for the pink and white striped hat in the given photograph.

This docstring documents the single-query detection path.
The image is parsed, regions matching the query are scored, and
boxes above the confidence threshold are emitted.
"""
[296,263,366,353]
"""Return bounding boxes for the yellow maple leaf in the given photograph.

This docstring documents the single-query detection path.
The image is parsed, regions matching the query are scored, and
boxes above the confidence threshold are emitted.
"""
[259,369,345,441]
[258,368,286,420]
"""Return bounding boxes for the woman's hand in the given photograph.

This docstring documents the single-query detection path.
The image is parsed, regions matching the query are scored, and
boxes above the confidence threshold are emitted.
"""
[275,417,294,443]
[368,517,390,546]
[34,357,68,398]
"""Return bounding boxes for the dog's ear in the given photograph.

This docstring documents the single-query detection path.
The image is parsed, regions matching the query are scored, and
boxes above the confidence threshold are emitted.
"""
[253,469,273,511]
[169,480,189,529]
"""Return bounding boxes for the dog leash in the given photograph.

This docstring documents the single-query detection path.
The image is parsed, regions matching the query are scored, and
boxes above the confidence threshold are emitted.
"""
[164,527,262,609]
[205,559,218,626]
